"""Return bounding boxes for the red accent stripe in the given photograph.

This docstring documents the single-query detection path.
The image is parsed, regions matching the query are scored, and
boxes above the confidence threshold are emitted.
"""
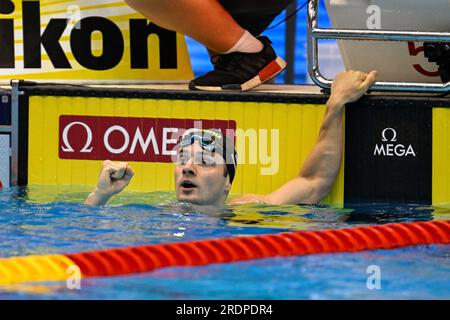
[258,59,283,82]
[65,220,450,278]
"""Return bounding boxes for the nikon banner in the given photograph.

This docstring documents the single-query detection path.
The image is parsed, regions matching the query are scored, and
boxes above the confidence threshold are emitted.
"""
[0,0,193,83]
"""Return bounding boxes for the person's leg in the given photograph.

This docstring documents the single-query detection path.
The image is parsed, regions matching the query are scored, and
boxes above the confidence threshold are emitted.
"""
[220,0,295,35]
[125,0,248,53]
[124,0,292,91]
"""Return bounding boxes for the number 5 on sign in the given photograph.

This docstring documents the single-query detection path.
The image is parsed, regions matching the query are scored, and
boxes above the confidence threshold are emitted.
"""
[408,42,440,77]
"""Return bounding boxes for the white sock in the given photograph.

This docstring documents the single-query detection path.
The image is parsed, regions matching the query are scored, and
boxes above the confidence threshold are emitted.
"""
[222,30,263,54]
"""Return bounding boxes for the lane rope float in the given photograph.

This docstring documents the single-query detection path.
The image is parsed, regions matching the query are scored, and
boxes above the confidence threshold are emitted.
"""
[0,220,448,285]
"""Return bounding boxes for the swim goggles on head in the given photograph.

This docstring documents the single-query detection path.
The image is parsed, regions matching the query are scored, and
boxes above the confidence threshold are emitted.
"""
[179,133,217,153]
[178,129,237,183]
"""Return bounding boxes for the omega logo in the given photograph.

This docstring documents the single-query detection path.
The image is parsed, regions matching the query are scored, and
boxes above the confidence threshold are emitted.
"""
[61,121,177,156]
[374,128,416,157]
[58,115,236,163]
[61,121,93,153]
[381,128,397,142]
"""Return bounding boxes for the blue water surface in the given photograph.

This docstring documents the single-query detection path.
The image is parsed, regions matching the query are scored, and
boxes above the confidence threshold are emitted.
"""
[0,186,449,300]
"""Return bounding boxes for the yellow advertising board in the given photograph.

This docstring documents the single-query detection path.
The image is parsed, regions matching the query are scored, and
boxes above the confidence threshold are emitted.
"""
[0,0,193,83]
[27,94,345,205]
[20,87,450,206]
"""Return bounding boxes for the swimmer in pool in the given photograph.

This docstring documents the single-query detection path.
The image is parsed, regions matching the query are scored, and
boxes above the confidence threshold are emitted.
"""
[85,70,377,206]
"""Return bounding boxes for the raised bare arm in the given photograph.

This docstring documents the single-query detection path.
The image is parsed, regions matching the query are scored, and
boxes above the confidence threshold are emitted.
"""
[229,70,377,205]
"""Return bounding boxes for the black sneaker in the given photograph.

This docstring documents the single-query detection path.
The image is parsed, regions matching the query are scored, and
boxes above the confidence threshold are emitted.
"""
[189,36,286,91]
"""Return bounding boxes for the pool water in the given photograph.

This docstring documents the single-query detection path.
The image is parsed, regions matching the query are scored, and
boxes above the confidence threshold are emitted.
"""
[0,186,449,299]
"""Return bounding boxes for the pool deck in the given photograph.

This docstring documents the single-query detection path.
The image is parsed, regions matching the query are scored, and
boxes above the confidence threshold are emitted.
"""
[88,83,324,95]
[7,82,332,105]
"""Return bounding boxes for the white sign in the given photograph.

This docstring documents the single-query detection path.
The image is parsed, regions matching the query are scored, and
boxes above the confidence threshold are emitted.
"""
[325,0,449,83]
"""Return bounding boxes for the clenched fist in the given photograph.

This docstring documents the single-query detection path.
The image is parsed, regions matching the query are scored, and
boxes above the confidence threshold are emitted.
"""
[85,160,135,206]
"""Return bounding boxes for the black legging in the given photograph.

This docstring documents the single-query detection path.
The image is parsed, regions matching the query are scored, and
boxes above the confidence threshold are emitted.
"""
[219,0,295,35]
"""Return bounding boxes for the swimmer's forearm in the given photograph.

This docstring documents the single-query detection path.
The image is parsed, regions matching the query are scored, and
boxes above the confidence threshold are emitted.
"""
[298,99,343,184]
[264,71,375,205]
[84,189,112,206]
[259,103,344,205]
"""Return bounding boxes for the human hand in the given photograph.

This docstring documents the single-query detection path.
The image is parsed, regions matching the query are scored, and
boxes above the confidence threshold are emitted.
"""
[85,160,134,206]
[328,70,378,109]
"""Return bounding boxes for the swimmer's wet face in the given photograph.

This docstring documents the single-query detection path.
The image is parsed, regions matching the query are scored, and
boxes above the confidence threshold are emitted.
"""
[175,141,231,205]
